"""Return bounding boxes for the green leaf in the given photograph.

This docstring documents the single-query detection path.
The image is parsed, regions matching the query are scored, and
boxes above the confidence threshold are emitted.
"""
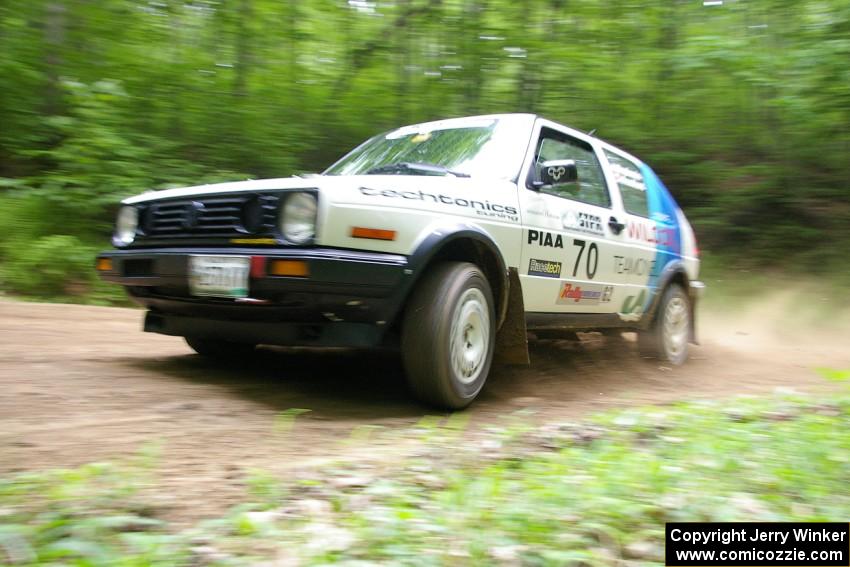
[816,368,850,382]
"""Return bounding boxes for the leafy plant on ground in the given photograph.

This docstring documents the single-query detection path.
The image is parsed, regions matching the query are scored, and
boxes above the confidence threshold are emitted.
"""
[1,392,848,565]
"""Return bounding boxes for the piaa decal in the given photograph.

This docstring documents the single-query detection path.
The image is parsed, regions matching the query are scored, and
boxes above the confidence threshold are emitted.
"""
[527,229,564,248]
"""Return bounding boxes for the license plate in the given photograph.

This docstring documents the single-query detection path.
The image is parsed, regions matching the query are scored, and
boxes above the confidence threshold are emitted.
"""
[189,256,250,298]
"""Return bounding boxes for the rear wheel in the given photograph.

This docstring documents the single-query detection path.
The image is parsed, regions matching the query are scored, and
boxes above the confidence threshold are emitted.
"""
[638,283,690,365]
[184,337,257,359]
[402,261,495,410]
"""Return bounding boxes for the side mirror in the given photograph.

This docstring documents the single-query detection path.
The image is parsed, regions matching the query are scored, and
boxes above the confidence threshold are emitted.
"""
[533,159,578,189]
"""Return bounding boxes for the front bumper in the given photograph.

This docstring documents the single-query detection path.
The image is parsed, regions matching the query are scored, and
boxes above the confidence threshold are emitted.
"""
[97,246,413,347]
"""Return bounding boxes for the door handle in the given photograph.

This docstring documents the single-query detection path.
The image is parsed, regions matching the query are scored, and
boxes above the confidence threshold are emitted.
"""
[608,216,625,234]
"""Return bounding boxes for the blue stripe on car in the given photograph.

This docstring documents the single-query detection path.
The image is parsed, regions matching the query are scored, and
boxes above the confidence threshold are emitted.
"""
[640,163,682,311]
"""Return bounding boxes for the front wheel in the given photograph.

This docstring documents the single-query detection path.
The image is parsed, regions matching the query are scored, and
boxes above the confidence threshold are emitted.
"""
[402,262,495,410]
[638,284,690,365]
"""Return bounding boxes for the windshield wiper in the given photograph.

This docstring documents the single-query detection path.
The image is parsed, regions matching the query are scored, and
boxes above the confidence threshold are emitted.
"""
[366,162,470,178]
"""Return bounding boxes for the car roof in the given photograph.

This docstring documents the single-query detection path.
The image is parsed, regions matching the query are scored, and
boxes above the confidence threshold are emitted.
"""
[419,112,593,139]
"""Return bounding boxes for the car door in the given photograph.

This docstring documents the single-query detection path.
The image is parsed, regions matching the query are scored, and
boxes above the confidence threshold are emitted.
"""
[599,145,663,321]
[517,120,631,314]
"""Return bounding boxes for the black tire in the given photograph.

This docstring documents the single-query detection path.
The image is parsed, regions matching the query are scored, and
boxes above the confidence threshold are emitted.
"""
[184,336,257,359]
[401,261,495,410]
[638,283,690,365]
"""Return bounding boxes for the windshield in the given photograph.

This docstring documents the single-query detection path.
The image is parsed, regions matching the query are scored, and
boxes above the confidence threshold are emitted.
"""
[323,115,534,180]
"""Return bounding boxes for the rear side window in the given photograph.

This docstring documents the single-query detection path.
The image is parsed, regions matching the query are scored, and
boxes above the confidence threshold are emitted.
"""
[605,150,648,217]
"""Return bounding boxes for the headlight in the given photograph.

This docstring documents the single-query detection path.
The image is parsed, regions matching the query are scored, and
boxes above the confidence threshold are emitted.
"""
[280,192,317,244]
[114,206,138,246]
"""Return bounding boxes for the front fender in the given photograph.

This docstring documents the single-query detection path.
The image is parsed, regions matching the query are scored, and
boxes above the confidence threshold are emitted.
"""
[404,222,510,327]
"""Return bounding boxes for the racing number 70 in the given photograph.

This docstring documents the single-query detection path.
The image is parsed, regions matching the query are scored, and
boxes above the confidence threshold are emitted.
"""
[571,239,598,279]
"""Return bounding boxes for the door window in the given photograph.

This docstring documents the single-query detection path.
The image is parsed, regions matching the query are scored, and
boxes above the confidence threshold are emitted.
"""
[532,129,610,208]
[604,150,649,218]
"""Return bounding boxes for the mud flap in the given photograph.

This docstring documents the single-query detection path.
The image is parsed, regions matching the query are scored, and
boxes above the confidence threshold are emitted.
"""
[493,268,530,365]
[689,280,704,345]
[688,296,702,345]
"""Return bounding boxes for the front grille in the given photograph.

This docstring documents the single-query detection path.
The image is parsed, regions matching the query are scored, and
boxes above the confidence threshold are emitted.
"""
[140,194,279,239]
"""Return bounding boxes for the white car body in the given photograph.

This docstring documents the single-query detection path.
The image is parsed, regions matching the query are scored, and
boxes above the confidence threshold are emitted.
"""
[100,113,703,408]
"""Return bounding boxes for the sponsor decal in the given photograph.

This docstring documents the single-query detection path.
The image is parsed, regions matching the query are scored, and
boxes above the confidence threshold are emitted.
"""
[525,206,560,221]
[359,187,519,221]
[618,289,647,322]
[548,165,568,181]
[386,118,496,140]
[230,238,278,245]
[556,282,609,305]
[528,258,561,278]
[613,255,656,276]
[610,162,646,192]
[601,285,614,303]
[562,210,604,236]
[627,220,674,247]
[639,163,683,298]
[527,229,564,248]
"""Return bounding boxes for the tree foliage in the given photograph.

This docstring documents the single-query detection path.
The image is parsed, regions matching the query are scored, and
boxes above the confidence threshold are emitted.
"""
[0,0,848,295]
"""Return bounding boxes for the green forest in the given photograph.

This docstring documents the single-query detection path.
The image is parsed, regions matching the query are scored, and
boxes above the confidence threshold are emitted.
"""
[1,0,848,299]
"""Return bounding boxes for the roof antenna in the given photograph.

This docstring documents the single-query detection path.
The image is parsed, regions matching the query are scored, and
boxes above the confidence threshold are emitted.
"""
[587,128,597,136]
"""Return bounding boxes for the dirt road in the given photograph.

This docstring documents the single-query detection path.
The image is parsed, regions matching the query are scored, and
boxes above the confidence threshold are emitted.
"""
[1,298,847,522]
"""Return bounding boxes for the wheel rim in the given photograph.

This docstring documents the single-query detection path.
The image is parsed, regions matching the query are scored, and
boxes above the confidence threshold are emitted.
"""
[449,288,490,385]
[662,295,689,360]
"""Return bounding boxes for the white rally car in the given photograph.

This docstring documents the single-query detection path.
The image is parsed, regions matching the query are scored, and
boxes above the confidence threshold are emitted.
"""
[98,114,703,409]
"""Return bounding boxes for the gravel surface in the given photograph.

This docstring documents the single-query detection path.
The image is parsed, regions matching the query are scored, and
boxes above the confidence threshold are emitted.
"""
[1,299,846,523]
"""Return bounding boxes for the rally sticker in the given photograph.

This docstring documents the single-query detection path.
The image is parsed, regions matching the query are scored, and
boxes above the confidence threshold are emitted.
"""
[561,210,604,236]
[556,282,611,305]
[528,258,562,278]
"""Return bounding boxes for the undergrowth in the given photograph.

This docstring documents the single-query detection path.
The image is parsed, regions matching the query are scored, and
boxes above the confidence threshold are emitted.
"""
[2,390,849,565]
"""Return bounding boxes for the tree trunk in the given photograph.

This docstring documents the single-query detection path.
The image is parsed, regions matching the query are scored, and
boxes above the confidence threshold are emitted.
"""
[463,0,485,113]
[234,0,253,98]
[397,0,411,123]
[44,1,66,116]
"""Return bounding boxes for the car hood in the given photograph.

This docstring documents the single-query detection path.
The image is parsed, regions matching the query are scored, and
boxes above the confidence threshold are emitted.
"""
[122,174,518,206]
